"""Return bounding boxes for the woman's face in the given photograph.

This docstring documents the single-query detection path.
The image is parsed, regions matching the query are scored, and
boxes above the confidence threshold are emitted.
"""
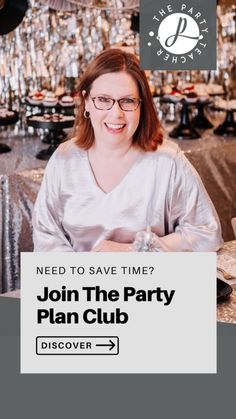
[85,71,141,148]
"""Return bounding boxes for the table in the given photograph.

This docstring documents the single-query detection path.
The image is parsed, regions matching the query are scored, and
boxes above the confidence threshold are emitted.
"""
[1,127,236,292]
[0,134,46,293]
[217,240,236,324]
[166,118,236,243]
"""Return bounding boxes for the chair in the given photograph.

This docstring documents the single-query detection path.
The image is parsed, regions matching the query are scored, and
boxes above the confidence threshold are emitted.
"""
[231,217,236,238]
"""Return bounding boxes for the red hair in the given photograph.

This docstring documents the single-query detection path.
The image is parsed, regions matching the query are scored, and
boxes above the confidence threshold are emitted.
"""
[73,49,163,151]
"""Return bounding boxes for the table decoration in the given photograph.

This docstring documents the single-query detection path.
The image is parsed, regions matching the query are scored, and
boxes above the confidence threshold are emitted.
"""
[27,114,75,159]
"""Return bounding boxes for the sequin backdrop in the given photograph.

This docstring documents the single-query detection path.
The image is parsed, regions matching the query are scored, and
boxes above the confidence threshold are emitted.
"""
[0,0,139,108]
[0,1,235,108]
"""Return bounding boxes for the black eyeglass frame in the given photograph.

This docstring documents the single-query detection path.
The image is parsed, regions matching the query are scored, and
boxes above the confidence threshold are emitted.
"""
[90,95,142,112]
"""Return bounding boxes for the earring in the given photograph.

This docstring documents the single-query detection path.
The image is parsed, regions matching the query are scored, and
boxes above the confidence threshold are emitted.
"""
[83,110,90,119]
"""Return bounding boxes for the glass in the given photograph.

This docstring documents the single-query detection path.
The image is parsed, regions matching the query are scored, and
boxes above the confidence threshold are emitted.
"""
[90,96,142,111]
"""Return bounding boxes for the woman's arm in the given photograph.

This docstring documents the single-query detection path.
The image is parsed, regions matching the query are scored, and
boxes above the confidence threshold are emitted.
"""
[32,153,73,252]
[150,151,224,252]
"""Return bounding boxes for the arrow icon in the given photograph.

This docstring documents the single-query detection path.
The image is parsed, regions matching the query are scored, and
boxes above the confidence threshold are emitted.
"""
[96,339,115,351]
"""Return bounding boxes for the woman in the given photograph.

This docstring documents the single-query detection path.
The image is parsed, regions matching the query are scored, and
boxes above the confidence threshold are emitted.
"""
[32,49,223,252]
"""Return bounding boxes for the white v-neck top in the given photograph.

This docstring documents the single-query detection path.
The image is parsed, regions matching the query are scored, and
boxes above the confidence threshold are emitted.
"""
[32,138,223,252]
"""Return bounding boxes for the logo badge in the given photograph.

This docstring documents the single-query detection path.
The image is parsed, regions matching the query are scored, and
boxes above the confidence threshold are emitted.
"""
[140,0,217,70]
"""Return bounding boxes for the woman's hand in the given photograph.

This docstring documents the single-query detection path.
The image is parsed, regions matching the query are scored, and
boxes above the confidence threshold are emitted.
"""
[92,240,132,252]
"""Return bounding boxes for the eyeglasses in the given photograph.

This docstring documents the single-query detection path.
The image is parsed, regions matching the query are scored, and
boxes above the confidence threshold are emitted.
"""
[90,95,142,112]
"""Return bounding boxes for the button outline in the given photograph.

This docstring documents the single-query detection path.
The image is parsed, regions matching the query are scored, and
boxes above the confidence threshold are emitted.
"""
[36,336,119,356]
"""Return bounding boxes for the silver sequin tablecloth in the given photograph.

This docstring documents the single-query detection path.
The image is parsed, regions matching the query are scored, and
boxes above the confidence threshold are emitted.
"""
[172,132,236,244]
[1,128,236,292]
[0,135,46,293]
[165,107,236,243]
[217,240,236,324]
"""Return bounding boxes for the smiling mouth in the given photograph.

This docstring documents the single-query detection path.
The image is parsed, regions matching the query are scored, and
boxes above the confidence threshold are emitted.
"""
[105,123,126,133]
